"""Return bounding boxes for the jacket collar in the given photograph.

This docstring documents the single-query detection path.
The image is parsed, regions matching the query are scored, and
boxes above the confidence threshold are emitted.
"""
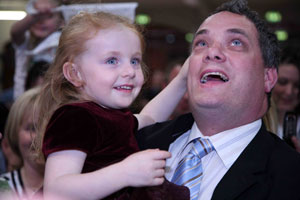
[212,125,274,200]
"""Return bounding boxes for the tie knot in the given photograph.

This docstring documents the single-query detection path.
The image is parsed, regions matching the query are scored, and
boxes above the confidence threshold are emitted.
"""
[190,138,214,159]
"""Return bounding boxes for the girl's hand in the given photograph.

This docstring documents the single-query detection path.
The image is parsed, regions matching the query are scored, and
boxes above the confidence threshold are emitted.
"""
[120,149,171,187]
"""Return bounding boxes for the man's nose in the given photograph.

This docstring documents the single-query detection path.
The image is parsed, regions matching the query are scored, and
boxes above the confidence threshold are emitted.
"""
[203,44,226,63]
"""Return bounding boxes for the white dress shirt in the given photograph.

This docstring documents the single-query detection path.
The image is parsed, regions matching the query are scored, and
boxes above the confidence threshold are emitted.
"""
[13,31,61,99]
[165,119,261,200]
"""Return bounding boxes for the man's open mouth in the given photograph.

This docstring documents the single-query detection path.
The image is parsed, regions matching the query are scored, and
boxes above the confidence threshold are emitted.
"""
[200,72,229,83]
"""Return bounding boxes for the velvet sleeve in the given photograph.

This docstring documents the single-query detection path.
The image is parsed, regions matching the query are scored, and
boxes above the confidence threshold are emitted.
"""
[42,105,99,159]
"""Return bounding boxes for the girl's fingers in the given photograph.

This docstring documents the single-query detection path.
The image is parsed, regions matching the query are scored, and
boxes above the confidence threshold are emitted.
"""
[154,160,166,169]
[154,169,165,178]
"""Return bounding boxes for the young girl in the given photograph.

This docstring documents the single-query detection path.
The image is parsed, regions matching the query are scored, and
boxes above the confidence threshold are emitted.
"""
[0,88,44,199]
[35,12,189,200]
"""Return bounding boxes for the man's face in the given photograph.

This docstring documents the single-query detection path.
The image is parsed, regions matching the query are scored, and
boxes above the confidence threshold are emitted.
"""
[188,11,277,122]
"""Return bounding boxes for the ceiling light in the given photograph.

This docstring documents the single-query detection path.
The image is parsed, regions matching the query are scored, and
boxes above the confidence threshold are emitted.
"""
[275,30,288,41]
[185,33,193,43]
[265,11,282,23]
[0,11,26,20]
[135,14,151,25]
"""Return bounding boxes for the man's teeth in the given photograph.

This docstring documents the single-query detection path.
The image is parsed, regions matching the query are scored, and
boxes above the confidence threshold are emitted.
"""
[200,72,229,83]
[116,86,132,90]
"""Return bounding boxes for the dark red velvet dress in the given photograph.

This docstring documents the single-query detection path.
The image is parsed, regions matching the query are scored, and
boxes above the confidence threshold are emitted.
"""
[43,101,189,200]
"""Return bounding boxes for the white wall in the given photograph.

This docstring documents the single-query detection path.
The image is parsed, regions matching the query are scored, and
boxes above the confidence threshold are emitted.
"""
[0,0,27,53]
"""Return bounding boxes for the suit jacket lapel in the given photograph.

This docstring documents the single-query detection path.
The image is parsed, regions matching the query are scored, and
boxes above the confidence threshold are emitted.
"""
[212,125,275,200]
[136,113,194,150]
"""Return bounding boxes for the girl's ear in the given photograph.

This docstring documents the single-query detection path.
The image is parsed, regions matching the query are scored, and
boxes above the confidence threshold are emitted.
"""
[63,62,83,87]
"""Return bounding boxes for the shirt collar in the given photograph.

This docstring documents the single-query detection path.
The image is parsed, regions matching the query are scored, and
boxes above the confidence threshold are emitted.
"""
[187,119,262,168]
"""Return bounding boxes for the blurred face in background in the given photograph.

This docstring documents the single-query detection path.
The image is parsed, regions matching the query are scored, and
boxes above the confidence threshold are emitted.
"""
[30,0,61,39]
[18,109,37,164]
[272,63,300,114]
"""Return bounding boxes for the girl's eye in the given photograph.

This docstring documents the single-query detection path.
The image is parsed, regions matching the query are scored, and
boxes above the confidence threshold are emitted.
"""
[131,58,141,65]
[25,123,36,132]
[231,39,242,46]
[106,57,118,65]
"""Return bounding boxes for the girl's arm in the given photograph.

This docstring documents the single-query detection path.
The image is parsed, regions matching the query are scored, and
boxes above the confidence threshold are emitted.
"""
[43,149,171,200]
[10,0,54,45]
[10,14,39,45]
[135,57,189,130]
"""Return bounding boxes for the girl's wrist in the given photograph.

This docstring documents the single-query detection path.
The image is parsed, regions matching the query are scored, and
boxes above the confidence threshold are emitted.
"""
[175,71,187,87]
[110,161,129,188]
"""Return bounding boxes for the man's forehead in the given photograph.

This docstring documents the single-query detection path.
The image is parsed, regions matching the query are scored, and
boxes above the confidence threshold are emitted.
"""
[196,11,257,35]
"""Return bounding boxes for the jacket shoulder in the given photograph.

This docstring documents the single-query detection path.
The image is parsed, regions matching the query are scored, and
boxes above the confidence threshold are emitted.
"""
[136,113,194,150]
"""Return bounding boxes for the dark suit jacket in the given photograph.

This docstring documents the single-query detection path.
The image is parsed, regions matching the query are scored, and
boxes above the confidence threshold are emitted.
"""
[137,113,300,200]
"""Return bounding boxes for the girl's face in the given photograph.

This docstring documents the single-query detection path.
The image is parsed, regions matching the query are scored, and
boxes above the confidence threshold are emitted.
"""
[272,64,300,113]
[18,110,36,163]
[76,25,144,109]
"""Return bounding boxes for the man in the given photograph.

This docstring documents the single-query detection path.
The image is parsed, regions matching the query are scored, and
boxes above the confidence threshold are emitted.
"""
[137,0,300,199]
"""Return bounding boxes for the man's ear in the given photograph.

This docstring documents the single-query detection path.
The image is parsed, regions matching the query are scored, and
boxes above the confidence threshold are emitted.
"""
[63,62,83,87]
[264,67,278,92]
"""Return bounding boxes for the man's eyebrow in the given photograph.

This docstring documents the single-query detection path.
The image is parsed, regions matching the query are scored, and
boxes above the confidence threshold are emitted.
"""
[191,29,208,46]
[194,29,208,37]
[227,28,250,39]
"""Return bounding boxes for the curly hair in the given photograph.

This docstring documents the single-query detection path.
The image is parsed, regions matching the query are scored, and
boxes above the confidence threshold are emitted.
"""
[212,0,280,69]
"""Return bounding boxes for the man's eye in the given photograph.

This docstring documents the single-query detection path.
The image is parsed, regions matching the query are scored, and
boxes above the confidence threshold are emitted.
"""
[231,39,242,46]
[106,57,118,65]
[195,40,207,47]
[131,58,140,65]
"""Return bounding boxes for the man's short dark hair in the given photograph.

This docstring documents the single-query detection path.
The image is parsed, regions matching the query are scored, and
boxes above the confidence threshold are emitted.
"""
[212,0,280,69]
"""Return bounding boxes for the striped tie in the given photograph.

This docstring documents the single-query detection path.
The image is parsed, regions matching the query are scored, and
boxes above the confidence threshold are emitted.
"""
[171,138,214,200]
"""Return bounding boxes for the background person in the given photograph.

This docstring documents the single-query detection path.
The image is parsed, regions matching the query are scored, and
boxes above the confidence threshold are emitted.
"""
[271,48,300,151]
[0,88,44,199]
[0,103,9,174]
[11,0,63,99]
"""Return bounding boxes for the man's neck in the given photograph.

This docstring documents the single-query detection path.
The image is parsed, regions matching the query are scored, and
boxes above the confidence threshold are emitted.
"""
[192,108,262,136]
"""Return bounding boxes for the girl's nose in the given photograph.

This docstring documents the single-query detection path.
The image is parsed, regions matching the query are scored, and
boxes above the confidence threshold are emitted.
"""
[121,63,136,78]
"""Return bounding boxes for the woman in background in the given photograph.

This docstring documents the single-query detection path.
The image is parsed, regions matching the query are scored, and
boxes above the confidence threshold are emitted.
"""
[0,88,43,199]
[272,51,300,151]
